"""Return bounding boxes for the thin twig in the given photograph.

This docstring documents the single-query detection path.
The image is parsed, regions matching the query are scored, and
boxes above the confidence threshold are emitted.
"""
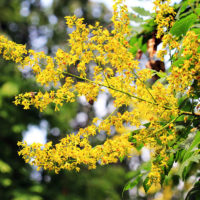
[63,71,171,109]
[132,69,156,103]
[63,71,200,117]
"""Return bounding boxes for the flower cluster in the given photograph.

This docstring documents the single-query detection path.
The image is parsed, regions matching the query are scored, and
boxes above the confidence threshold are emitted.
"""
[153,0,177,60]
[168,31,200,92]
[18,124,133,173]
[153,0,176,39]
[0,0,198,191]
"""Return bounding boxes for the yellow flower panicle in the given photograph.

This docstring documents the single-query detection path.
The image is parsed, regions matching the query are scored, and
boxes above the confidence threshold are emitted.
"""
[0,35,27,63]
[154,0,177,60]
[168,31,200,92]
[18,126,132,173]
[153,0,176,39]
[1,0,198,189]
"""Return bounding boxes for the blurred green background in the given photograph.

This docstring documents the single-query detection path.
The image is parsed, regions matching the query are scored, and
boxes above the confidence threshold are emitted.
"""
[0,0,130,199]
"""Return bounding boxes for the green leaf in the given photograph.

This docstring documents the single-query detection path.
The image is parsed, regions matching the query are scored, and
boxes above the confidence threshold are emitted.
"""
[129,46,138,56]
[183,131,200,162]
[141,18,156,32]
[125,170,141,180]
[141,161,151,171]
[179,1,189,14]
[132,7,152,16]
[187,132,200,153]
[177,96,193,112]
[178,0,196,17]
[119,156,125,162]
[178,95,189,108]
[173,57,185,68]
[180,149,187,161]
[125,161,151,180]
[129,36,137,46]
[179,10,193,19]
[175,150,181,161]
[136,143,144,151]
[182,164,192,180]
[143,122,150,128]
[143,177,151,193]
[123,174,142,192]
[170,13,197,36]
[138,37,143,48]
[178,154,200,179]
[141,43,147,53]
[165,154,174,175]
[129,129,144,150]
[130,129,140,137]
